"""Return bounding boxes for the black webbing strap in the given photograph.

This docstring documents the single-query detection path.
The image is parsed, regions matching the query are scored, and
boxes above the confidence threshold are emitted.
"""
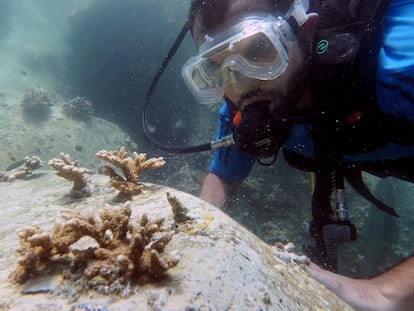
[311,0,393,222]
[308,0,393,269]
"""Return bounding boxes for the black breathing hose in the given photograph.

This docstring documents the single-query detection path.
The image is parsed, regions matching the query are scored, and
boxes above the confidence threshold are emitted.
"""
[141,21,229,154]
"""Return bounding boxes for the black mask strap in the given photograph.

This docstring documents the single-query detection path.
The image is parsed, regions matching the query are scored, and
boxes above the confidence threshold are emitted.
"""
[286,15,300,34]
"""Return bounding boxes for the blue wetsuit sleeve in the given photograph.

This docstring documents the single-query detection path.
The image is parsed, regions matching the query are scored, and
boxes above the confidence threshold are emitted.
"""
[210,103,256,182]
[377,0,414,123]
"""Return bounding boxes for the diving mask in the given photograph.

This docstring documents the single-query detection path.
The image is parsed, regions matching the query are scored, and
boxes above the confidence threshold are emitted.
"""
[182,0,309,105]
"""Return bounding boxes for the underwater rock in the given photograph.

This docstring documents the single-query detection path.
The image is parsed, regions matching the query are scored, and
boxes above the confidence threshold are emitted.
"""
[0,172,353,310]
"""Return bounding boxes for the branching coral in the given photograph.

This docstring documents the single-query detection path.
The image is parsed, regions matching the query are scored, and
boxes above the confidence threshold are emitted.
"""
[62,96,94,120]
[20,87,54,120]
[96,147,165,201]
[49,152,91,198]
[11,204,179,288]
[167,192,193,224]
[0,156,44,182]
[11,225,54,283]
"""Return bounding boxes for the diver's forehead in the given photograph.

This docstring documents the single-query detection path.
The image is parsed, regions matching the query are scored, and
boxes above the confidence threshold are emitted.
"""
[225,0,275,21]
[193,0,275,46]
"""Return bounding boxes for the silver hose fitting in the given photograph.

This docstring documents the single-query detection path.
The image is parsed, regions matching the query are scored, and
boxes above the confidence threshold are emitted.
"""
[335,188,348,221]
[211,134,235,149]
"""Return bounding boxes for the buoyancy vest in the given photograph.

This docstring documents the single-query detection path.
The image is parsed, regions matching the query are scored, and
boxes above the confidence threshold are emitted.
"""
[310,0,414,154]
[293,0,414,219]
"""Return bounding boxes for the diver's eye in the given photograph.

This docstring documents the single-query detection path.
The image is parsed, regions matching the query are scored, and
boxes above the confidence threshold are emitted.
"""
[244,34,276,62]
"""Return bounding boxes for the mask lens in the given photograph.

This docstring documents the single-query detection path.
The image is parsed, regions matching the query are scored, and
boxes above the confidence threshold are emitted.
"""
[192,60,221,90]
[220,31,288,82]
[182,57,225,104]
[242,33,277,63]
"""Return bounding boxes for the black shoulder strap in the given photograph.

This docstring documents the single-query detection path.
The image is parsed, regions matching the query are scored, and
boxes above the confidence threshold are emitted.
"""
[343,169,399,217]
[312,0,392,65]
[309,0,394,226]
[355,0,392,30]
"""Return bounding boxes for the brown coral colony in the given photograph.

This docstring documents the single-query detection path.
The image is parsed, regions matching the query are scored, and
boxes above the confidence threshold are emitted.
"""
[20,87,54,121]
[11,204,179,285]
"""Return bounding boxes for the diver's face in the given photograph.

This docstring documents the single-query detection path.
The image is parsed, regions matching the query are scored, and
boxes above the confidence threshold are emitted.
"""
[193,0,310,113]
[223,40,306,113]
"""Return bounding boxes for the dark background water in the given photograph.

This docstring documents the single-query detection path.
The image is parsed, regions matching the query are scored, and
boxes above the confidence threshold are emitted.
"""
[1,0,412,279]
[63,0,216,195]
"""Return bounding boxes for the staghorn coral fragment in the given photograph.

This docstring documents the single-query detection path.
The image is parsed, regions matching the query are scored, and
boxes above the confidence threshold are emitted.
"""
[96,147,165,201]
[99,203,131,242]
[11,203,179,290]
[0,156,44,182]
[138,248,178,279]
[167,192,193,225]
[52,216,101,254]
[49,152,91,198]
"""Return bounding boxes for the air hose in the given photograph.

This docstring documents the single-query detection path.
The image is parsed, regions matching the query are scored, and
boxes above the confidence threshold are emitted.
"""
[141,21,235,154]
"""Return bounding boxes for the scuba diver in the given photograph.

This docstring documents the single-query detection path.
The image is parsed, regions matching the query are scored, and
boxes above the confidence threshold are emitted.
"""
[142,0,414,309]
